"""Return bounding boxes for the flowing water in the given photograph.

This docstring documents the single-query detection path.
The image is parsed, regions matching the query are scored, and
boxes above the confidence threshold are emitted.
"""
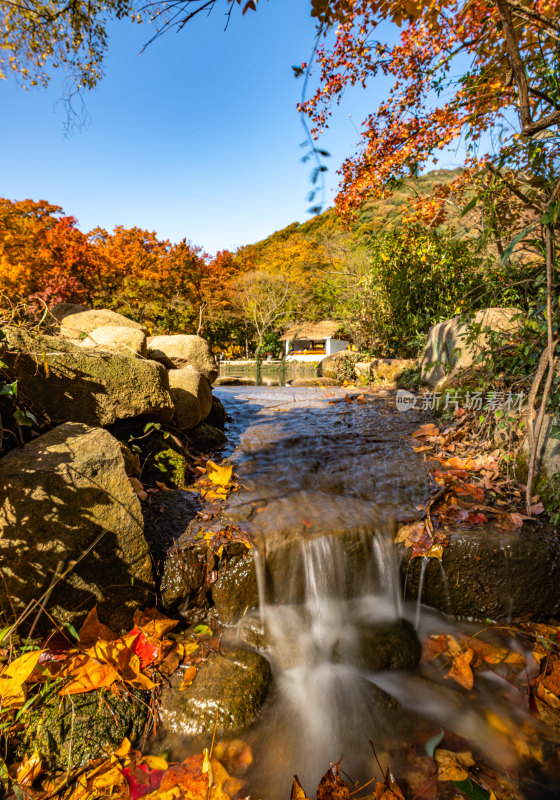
[205,387,557,798]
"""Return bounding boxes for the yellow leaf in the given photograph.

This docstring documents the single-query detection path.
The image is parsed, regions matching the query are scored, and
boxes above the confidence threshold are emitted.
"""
[16,750,42,786]
[58,653,119,695]
[0,649,43,709]
[133,607,178,640]
[206,461,233,487]
[179,665,197,690]
[445,648,475,690]
[434,748,474,781]
[143,755,169,771]
[78,606,118,646]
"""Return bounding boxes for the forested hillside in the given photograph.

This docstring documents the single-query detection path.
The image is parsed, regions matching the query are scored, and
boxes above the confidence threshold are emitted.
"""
[0,168,528,358]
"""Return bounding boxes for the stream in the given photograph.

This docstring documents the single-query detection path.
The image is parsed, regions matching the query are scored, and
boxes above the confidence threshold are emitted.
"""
[198,387,557,798]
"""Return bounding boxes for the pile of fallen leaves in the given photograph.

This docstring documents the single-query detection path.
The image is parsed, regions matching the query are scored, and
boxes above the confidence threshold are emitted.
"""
[395,413,542,560]
[188,460,240,504]
[11,737,251,800]
[1,608,223,796]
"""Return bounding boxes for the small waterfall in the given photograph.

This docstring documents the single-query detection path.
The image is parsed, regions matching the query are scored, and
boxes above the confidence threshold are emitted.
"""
[248,523,407,795]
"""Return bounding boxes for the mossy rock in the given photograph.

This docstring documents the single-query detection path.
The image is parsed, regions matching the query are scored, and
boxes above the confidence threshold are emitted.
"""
[159,647,270,737]
[148,446,188,487]
[11,688,148,771]
[187,423,227,452]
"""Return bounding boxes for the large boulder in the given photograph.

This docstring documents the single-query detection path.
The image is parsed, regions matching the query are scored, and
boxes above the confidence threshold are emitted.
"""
[49,302,88,322]
[168,367,212,430]
[81,325,147,358]
[354,358,415,384]
[159,646,270,737]
[147,335,218,383]
[0,423,154,631]
[420,307,522,388]
[60,308,149,338]
[401,525,560,620]
[1,327,174,426]
[317,351,357,381]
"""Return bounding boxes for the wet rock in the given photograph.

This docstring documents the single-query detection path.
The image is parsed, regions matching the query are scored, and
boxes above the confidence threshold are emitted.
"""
[60,308,149,338]
[354,618,421,670]
[159,646,270,737]
[290,377,340,387]
[205,395,228,430]
[211,545,259,623]
[420,307,522,388]
[143,490,200,584]
[161,541,209,624]
[81,325,148,358]
[1,327,174,427]
[0,423,153,632]
[168,367,213,430]
[147,335,218,383]
[401,525,560,620]
[187,422,227,452]
[12,689,148,770]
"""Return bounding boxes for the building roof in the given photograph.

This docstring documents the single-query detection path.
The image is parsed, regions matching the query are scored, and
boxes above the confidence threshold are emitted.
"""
[280,320,350,341]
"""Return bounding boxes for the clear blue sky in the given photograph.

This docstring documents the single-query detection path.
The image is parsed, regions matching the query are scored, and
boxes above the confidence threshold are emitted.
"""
[0,1,463,254]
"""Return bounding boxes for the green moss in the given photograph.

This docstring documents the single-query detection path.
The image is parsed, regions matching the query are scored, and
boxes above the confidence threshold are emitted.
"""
[11,689,148,771]
[149,446,187,488]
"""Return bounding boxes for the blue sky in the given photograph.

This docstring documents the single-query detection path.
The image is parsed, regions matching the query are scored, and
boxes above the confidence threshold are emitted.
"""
[0,1,463,254]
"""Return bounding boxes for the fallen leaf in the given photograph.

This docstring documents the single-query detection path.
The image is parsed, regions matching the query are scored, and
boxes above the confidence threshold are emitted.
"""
[445,648,474,690]
[58,653,119,694]
[78,606,118,647]
[291,775,311,800]
[133,608,179,640]
[316,760,350,800]
[422,634,448,663]
[0,649,43,709]
[129,476,148,501]
[16,750,42,786]
[206,461,233,487]
[179,665,197,690]
[530,502,544,515]
[411,424,439,439]
[434,749,475,782]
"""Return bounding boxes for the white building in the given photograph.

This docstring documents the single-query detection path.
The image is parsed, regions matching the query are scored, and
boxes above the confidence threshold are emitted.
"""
[280,321,351,362]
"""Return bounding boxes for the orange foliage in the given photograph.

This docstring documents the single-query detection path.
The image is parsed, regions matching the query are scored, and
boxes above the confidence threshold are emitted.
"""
[297,0,560,217]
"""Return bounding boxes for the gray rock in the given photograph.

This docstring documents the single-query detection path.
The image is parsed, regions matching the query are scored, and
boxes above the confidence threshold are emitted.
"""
[147,335,218,383]
[81,325,147,358]
[168,367,212,430]
[159,646,270,737]
[60,308,149,338]
[11,688,148,771]
[420,307,522,388]
[401,525,560,620]
[1,327,174,426]
[0,423,153,631]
